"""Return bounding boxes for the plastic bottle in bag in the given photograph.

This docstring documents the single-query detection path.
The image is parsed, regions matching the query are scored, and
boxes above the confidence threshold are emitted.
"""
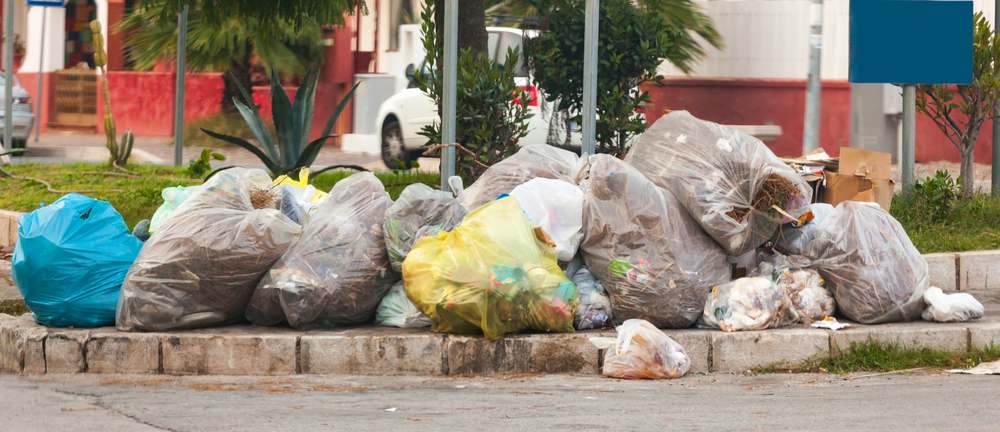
[805,201,929,324]
[383,183,467,273]
[572,267,612,330]
[579,155,731,328]
[117,168,301,331]
[623,111,812,256]
[13,194,144,327]
[246,172,397,328]
[590,319,690,379]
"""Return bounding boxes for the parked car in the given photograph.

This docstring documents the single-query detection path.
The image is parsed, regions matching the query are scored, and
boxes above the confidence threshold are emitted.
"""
[374,27,580,168]
[0,74,34,150]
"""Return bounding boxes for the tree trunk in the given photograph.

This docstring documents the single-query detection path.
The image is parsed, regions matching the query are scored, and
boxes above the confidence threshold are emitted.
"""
[222,47,253,115]
[433,0,488,56]
[960,146,976,197]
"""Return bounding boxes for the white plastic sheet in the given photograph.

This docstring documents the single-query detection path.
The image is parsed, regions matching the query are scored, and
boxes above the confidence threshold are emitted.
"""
[511,178,585,261]
[922,286,984,322]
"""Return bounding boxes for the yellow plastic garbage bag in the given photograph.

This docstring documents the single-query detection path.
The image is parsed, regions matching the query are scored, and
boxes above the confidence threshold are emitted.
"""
[403,196,578,339]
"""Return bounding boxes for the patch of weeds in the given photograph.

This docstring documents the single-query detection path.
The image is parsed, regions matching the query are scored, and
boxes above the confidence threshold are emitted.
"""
[754,338,1000,374]
[891,170,1000,253]
[0,300,29,316]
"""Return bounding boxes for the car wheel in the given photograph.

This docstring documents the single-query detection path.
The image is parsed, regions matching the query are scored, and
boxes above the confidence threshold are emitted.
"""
[10,139,25,155]
[381,120,413,169]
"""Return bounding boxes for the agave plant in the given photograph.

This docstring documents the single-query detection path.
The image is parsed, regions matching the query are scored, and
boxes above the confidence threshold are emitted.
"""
[202,67,358,176]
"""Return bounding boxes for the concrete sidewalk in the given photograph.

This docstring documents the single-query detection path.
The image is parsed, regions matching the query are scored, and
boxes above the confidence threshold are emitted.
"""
[1,293,998,377]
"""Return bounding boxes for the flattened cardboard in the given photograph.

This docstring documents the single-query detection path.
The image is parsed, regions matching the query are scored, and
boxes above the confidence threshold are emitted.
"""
[822,171,894,211]
[839,147,892,181]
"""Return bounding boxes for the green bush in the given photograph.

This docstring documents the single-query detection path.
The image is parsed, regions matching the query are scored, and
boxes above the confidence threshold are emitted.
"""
[414,4,532,183]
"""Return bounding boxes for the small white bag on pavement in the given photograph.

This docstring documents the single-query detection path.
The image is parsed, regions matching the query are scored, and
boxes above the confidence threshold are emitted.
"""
[922,286,984,322]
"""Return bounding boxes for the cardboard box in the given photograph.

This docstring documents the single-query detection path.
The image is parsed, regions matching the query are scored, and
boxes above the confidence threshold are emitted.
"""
[821,147,895,211]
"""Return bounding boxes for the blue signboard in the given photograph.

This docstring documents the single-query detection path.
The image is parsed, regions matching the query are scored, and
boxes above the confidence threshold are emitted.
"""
[850,0,972,84]
[26,0,66,7]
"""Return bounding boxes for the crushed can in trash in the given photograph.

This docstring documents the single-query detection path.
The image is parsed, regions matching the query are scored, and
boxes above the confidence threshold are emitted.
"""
[403,196,578,339]
[590,319,691,379]
[12,194,144,328]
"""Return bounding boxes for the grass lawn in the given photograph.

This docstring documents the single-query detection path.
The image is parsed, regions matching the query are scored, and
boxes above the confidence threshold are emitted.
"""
[755,339,1000,374]
[891,190,1000,254]
[0,163,440,229]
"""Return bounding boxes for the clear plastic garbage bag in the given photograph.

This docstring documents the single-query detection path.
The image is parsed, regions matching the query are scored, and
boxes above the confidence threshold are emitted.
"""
[511,178,585,261]
[375,281,434,328]
[149,185,198,234]
[770,203,835,256]
[572,266,612,330]
[383,183,467,273]
[753,254,835,322]
[117,168,301,331]
[246,172,397,328]
[403,196,579,339]
[590,319,690,379]
[623,110,812,256]
[922,286,984,322]
[579,154,730,328]
[805,201,929,324]
[702,277,804,332]
[457,144,587,211]
[12,194,144,327]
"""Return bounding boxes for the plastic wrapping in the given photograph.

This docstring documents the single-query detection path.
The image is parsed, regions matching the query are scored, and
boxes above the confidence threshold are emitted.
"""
[805,201,929,324]
[246,173,397,328]
[702,277,802,332]
[922,287,984,322]
[117,168,301,331]
[754,254,835,321]
[457,144,586,211]
[623,110,812,256]
[590,319,690,379]
[383,183,467,273]
[572,266,612,330]
[12,194,144,327]
[149,185,197,233]
[403,196,579,339]
[376,281,434,328]
[579,155,730,328]
[771,203,835,255]
[511,178,585,261]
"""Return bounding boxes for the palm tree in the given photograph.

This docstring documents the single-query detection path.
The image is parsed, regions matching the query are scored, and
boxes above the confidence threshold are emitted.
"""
[120,0,324,114]
[485,0,721,70]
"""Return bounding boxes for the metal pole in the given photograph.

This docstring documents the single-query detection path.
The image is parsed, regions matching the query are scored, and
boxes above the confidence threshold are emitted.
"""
[803,0,823,153]
[34,7,45,142]
[902,84,916,190]
[581,0,599,156]
[4,0,15,151]
[173,4,188,166]
[440,0,457,191]
[993,1,1000,195]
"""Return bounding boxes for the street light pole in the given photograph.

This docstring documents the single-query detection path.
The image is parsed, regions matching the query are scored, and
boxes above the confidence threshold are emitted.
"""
[440,0,457,191]
[581,0,599,157]
[4,0,15,151]
[35,7,46,142]
[803,0,823,154]
[173,3,188,166]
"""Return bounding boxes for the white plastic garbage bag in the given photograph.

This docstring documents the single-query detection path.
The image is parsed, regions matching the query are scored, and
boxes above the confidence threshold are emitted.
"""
[572,266,612,330]
[624,110,812,256]
[805,201,928,324]
[771,203,835,255]
[702,277,803,332]
[375,281,433,328]
[922,286,984,322]
[457,144,587,211]
[590,319,690,379]
[511,178,584,261]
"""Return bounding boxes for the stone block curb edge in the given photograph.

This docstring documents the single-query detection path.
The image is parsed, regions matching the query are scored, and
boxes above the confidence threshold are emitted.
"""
[2,314,998,377]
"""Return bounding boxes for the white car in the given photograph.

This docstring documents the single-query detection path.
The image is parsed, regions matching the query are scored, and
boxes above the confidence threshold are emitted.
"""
[374,27,580,168]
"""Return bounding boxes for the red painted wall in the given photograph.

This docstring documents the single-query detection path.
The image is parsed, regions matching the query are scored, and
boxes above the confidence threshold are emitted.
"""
[16,72,54,134]
[643,78,850,158]
[95,72,224,136]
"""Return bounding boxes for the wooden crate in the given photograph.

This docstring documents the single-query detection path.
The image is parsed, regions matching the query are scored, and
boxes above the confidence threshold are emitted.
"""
[53,69,97,125]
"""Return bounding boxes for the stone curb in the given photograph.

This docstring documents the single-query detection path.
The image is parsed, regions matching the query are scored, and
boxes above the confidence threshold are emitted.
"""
[2,313,997,376]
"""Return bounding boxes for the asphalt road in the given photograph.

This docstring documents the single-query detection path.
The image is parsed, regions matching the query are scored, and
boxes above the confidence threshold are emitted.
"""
[1,372,997,431]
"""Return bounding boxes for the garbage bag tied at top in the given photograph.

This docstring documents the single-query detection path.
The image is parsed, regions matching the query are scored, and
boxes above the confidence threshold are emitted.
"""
[13,194,144,328]
[457,144,587,211]
[624,110,812,256]
[579,155,731,328]
[117,168,301,331]
[403,196,578,339]
[246,172,398,328]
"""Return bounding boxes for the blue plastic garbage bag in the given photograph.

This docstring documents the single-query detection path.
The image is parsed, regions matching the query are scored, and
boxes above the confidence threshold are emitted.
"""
[12,193,144,327]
